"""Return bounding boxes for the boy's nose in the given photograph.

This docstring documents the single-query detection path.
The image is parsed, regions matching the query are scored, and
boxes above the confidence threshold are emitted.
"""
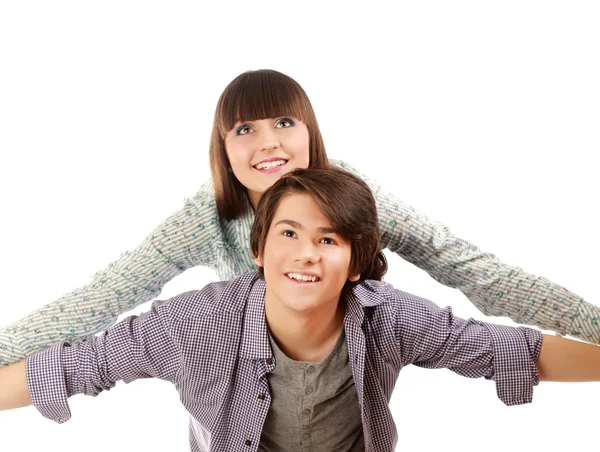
[295,242,321,264]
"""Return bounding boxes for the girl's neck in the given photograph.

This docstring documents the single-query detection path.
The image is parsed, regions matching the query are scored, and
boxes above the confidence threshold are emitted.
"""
[247,189,261,212]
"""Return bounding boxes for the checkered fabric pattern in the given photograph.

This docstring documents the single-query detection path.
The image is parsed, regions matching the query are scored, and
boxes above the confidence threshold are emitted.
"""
[26,272,542,451]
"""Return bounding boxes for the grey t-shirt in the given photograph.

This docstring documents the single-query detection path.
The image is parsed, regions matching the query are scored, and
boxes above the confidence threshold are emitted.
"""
[258,329,364,451]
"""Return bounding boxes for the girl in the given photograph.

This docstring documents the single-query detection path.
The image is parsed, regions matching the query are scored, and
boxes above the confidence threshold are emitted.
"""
[0,69,597,365]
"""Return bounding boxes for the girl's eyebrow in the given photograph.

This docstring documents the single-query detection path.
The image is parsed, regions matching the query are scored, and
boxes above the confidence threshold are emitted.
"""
[274,219,335,234]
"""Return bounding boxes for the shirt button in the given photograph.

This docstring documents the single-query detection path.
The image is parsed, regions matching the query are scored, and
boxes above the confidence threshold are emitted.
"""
[302,433,311,440]
[306,365,315,374]
[257,393,265,400]
[305,386,314,395]
[266,358,273,365]
[245,439,252,446]
[302,408,311,416]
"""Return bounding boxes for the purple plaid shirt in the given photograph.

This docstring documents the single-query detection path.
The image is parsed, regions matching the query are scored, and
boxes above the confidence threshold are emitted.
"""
[26,272,542,451]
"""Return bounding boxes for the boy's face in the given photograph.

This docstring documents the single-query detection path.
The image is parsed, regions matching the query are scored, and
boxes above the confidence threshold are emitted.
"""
[255,193,360,314]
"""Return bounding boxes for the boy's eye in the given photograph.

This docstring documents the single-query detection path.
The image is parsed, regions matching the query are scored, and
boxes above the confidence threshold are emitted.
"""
[236,124,254,135]
[320,237,336,245]
[275,118,295,128]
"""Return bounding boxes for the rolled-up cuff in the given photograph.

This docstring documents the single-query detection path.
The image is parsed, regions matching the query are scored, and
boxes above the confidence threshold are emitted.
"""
[26,344,72,423]
[483,324,542,406]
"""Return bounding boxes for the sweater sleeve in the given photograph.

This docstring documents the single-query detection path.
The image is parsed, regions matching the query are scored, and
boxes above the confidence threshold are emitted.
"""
[0,184,220,366]
[331,159,600,344]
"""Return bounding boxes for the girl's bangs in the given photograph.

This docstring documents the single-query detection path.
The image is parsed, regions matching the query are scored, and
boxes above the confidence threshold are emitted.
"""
[217,72,310,136]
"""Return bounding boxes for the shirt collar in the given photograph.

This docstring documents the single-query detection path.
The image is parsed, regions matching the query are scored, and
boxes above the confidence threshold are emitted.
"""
[238,276,388,360]
[239,277,272,360]
[345,280,389,326]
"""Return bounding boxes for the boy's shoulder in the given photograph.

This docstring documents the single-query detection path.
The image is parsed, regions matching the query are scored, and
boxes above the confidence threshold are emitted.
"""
[352,279,422,307]
[158,272,261,322]
[352,279,442,325]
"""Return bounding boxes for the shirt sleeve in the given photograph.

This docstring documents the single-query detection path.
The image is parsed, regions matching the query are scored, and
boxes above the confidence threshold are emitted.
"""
[1,184,218,367]
[390,289,542,406]
[330,159,600,344]
[25,297,181,423]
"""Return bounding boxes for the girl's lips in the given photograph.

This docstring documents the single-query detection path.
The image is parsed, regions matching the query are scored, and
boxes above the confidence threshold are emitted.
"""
[254,161,288,173]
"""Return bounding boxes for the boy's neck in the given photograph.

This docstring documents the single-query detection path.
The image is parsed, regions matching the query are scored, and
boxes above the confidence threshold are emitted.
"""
[264,295,345,363]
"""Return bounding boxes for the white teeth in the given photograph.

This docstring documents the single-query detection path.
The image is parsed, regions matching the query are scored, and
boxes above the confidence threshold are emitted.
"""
[286,273,319,282]
[255,160,286,170]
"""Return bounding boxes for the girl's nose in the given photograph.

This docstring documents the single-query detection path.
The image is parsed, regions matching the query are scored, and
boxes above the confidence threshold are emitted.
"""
[256,128,280,153]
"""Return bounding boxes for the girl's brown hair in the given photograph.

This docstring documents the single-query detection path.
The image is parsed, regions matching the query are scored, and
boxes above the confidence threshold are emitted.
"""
[209,69,329,220]
[250,166,388,297]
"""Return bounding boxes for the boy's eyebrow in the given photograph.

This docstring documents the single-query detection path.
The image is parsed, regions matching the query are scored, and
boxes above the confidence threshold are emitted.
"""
[274,219,336,234]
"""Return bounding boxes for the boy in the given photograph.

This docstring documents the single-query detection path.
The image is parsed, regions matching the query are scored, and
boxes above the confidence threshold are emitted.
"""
[0,167,597,451]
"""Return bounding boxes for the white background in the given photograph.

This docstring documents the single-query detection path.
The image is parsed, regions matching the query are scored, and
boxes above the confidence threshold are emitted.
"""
[1,1,599,451]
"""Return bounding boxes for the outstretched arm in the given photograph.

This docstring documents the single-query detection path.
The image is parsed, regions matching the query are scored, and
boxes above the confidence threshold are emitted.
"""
[331,159,600,344]
[0,295,182,420]
[380,281,600,406]
[538,334,600,381]
[0,185,219,367]
[0,361,30,411]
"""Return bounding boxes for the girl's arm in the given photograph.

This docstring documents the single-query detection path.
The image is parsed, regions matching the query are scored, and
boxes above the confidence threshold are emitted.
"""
[0,185,219,367]
[332,159,600,344]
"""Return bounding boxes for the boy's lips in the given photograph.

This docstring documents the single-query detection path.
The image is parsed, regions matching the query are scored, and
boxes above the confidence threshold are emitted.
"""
[285,272,321,283]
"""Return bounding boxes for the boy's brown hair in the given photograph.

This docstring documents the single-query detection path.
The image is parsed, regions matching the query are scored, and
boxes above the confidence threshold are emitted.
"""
[210,69,329,220]
[250,166,387,296]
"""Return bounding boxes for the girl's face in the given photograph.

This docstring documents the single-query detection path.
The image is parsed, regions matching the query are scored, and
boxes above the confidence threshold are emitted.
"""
[224,116,310,210]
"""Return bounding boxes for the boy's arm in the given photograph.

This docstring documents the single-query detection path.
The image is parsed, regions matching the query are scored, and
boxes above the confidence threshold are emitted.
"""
[537,334,600,381]
[385,283,600,401]
[0,297,182,422]
[0,361,30,411]
[381,284,542,405]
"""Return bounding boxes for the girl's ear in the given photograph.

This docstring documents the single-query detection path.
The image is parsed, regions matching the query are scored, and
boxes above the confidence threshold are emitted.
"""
[348,273,360,282]
[254,255,264,267]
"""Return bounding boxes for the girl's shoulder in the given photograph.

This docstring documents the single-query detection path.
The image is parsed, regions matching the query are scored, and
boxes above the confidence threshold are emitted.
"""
[329,158,380,193]
[182,178,219,216]
[190,178,217,203]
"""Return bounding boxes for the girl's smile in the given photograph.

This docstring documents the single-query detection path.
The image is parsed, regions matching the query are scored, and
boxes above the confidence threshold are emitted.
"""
[253,157,289,173]
[224,117,310,209]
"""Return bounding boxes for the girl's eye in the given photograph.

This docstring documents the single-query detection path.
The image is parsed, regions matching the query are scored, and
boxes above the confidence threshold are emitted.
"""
[236,124,254,135]
[320,237,336,245]
[275,118,295,129]
[282,230,296,238]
